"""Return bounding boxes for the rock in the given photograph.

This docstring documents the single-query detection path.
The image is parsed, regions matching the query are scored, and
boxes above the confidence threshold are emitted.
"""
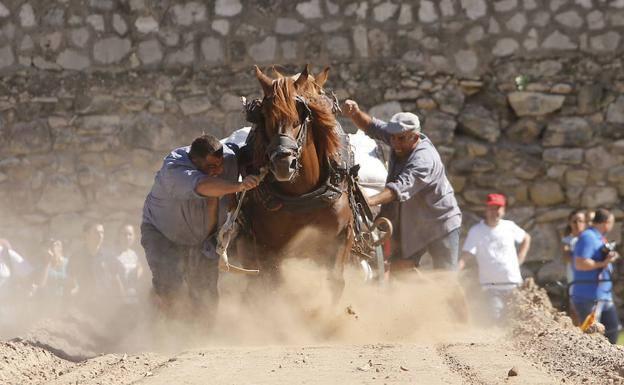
[374,1,399,22]
[86,14,105,32]
[418,1,437,23]
[19,35,34,51]
[200,37,224,63]
[369,101,402,121]
[0,2,9,18]
[281,40,297,60]
[327,36,351,58]
[170,2,207,26]
[120,113,175,151]
[275,18,305,34]
[138,39,163,65]
[535,208,571,223]
[465,26,485,44]
[148,100,165,114]
[320,20,343,32]
[0,45,14,69]
[460,0,487,20]
[135,16,159,34]
[452,158,496,173]
[215,0,242,17]
[40,32,63,51]
[417,98,437,110]
[555,10,584,28]
[93,37,131,64]
[439,0,455,16]
[527,223,560,261]
[248,36,276,62]
[165,44,195,66]
[179,96,212,115]
[212,20,229,35]
[297,0,323,19]
[43,7,64,27]
[542,117,592,147]
[506,118,544,144]
[506,13,527,33]
[8,121,51,155]
[587,10,605,30]
[492,38,519,56]
[495,0,518,12]
[529,182,565,206]
[37,175,86,214]
[606,96,624,124]
[566,169,589,186]
[508,366,519,377]
[590,32,621,51]
[577,84,603,114]
[19,4,35,28]
[581,186,618,207]
[542,31,577,50]
[585,146,617,169]
[77,115,120,135]
[70,28,90,48]
[523,28,539,50]
[352,25,369,58]
[608,165,624,183]
[458,104,500,142]
[543,148,584,164]
[112,14,128,35]
[398,4,413,24]
[463,189,493,204]
[423,111,457,145]
[489,17,501,33]
[434,87,465,115]
[507,92,565,116]
[57,49,91,70]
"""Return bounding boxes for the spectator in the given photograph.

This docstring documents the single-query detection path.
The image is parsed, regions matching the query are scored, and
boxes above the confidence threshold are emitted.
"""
[459,193,531,320]
[141,134,259,322]
[114,224,144,305]
[342,100,462,272]
[561,210,587,324]
[0,238,33,292]
[67,222,117,303]
[572,208,622,344]
[32,238,69,300]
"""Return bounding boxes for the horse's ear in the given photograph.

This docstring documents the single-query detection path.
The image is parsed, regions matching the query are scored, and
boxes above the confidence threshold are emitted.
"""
[254,65,273,96]
[294,64,310,89]
[315,67,330,88]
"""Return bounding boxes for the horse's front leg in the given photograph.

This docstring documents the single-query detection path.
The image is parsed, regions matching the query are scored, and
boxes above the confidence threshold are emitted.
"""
[328,223,353,305]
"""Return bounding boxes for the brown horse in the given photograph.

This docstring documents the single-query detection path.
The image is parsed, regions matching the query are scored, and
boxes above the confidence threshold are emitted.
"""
[237,65,354,300]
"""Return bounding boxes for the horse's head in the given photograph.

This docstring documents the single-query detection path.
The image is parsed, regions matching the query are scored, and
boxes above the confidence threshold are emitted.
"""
[254,65,328,182]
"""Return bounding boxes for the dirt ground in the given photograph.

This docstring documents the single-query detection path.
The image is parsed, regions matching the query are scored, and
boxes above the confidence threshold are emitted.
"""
[2,261,624,385]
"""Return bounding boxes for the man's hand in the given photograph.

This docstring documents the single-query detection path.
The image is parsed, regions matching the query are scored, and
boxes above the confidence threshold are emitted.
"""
[605,251,620,264]
[240,174,261,191]
[342,99,360,119]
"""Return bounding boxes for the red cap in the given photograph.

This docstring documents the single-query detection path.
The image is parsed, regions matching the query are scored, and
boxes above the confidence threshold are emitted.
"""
[486,193,506,207]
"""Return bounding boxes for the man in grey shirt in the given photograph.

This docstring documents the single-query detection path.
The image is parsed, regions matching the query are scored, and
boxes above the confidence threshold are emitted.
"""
[343,100,462,271]
[141,134,259,322]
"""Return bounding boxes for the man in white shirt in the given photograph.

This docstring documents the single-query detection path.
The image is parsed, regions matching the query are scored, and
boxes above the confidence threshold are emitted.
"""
[459,193,531,320]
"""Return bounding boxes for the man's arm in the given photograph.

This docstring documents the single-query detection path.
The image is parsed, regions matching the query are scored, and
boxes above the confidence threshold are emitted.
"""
[367,187,396,206]
[458,251,474,270]
[342,100,372,132]
[517,233,531,265]
[575,253,616,271]
[195,174,260,197]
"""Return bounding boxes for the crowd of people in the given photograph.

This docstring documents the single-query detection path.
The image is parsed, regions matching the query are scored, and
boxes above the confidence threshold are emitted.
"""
[1,97,621,345]
[0,222,148,335]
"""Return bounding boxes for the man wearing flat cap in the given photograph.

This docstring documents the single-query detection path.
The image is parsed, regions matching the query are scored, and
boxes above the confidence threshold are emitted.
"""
[343,100,462,272]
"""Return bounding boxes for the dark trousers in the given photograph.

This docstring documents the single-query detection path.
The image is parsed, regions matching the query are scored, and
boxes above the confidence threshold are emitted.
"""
[409,228,460,270]
[140,222,219,317]
[574,300,621,344]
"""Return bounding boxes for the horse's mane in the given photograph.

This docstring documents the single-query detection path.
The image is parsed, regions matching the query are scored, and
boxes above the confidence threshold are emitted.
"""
[253,75,341,168]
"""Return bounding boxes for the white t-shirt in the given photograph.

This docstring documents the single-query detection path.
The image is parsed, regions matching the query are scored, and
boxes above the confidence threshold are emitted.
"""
[0,246,32,288]
[462,219,526,287]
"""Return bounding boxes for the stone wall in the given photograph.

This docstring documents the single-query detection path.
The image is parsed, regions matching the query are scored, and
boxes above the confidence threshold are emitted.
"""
[1,0,624,286]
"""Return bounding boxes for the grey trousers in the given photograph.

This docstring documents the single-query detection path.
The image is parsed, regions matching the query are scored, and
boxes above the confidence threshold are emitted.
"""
[140,222,218,315]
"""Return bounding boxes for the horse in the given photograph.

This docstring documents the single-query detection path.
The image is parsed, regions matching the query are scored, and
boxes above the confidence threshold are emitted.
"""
[236,65,354,301]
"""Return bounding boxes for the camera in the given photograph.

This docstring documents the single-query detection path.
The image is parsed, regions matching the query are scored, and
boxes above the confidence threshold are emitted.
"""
[600,241,618,260]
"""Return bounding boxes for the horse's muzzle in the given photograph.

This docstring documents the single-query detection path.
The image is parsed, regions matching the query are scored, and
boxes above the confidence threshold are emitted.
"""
[270,152,297,181]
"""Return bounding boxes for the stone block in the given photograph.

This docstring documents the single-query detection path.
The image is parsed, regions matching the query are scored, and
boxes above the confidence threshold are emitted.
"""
[585,146,617,169]
[423,111,457,145]
[458,104,500,142]
[19,4,35,28]
[120,113,175,151]
[590,32,621,51]
[113,14,128,35]
[506,13,527,33]
[581,186,618,208]
[506,118,543,144]
[170,2,207,26]
[494,0,517,12]
[606,96,624,124]
[417,1,437,23]
[440,0,455,16]
[179,96,212,115]
[297,0,323,19]
[138,39,163,65]
[451,158,496,173]
[200,37,224,63]
[369,101,401,121]
[434,86,465,115]
[40,32,63,52]
[527,224,559,262]
[0,2,9,18]
[543,148,584,164]
[86,14,105,32]
[577,84,603,115]
[135,16,159,34]
[352,25,368,58]
[275,18,305,35]
[454,49,478,75]
[507,92,565,116]
[320,21,343,32]
[8,121,51,155]
[70,28,90,48]
[77,115,120,135]
[281,40,298,60]
[215,0,242,17]
[0,45,14,69]
[212,20,229,35]
[535,208,571,223]
[542,30,577,50]
[36,175,86,214]
[249,36,276,62]
[555,10,584,28]
[587,10,605,30]
[373,1,399,22]
[608,165,624,183]
[465,26,485,44]
[93,37,131,64]
[529,182,565,206]
[165,44,195,66]
[57,49,91,70]
[462,188,492,205]
[492,38,519,56]
[326,36,351,58]
[542,117,592,147]
[460,0,487,20]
